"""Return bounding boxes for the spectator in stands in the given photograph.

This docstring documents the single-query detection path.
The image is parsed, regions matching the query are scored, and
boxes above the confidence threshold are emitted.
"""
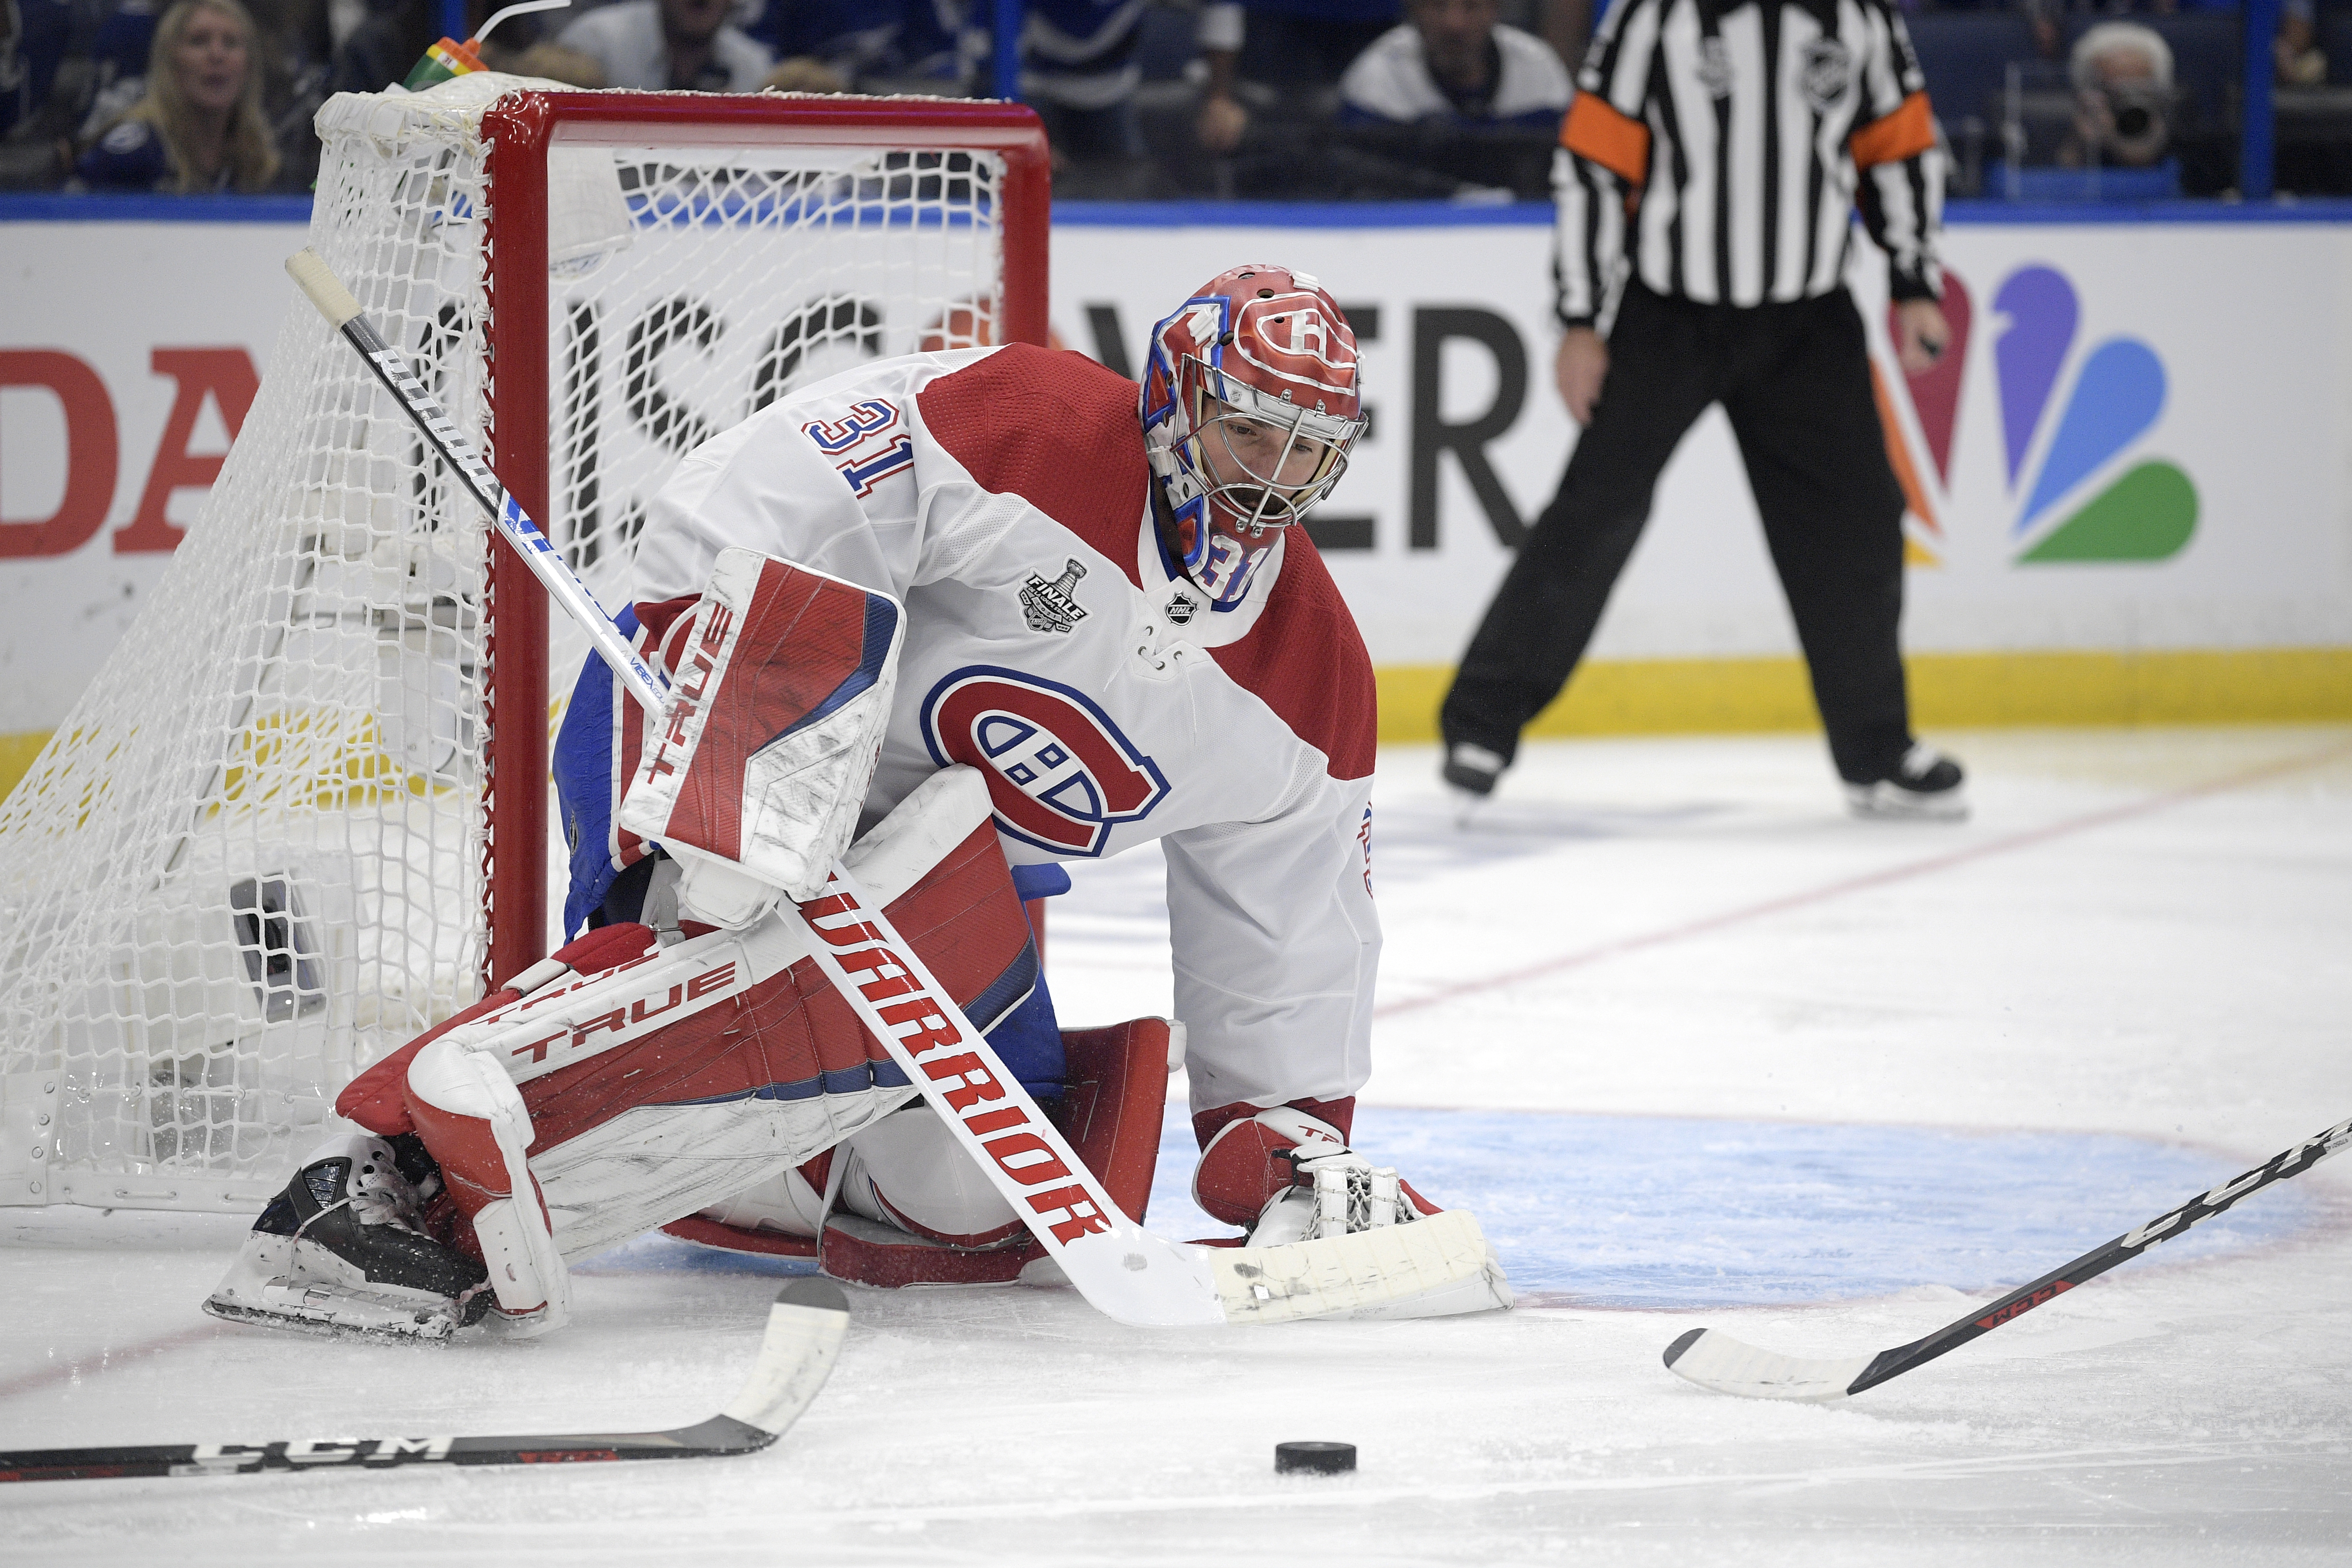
[0,0,96,187]
[558,0,771,91]
[73,0,159,141]
[329,0,431,94]
[247,0,327,186]
[494,39,607,83]
[2276,0,2324,86]
[76,0,284,190]
[3,0,65,138]
[745,0,910,89]
[1023,0,1152,165]
[1338,0,1570,128]
[1534,0,1585,80]
[1197,0,1400,153]
[2061,21,2171,168]
[758,54,842,92]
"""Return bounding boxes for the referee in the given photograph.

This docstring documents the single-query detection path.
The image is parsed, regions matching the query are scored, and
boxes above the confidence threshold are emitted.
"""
[1440,0,1966,820]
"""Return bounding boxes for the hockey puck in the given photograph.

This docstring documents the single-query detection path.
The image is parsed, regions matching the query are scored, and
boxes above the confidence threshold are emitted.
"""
[1274,1441,1356,1475]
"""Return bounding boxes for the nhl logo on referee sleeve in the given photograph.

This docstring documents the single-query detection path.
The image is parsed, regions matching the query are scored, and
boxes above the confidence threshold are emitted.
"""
[1019,559,1089,635]
[1800,40,1853,113]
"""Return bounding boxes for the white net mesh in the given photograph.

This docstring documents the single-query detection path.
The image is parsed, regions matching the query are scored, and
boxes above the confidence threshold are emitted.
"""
[0,79,1015,1212]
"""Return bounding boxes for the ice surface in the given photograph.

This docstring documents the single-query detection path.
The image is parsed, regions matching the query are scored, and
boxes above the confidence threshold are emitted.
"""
[6,726,2350,1564]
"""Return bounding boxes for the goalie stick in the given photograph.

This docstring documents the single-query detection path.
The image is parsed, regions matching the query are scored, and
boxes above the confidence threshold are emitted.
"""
[1663,1114,2352,1402]
[287,250,1498,1330]
[0,1280,848,1484]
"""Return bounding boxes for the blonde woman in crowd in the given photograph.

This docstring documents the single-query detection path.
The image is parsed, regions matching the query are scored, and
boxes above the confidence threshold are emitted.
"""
[78,0,282,192]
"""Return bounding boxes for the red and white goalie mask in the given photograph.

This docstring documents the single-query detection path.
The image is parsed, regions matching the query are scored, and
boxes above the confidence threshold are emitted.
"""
[1140,265,1365,608]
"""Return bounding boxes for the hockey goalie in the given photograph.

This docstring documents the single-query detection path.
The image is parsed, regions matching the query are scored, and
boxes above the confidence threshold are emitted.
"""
[203,264,1512,1339]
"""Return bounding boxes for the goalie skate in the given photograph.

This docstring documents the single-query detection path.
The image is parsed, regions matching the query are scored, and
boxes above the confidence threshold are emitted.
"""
[202,1135,490,1343]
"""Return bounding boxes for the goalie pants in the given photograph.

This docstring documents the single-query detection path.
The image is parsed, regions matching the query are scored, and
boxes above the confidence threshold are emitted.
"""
[1440,283,1915,785]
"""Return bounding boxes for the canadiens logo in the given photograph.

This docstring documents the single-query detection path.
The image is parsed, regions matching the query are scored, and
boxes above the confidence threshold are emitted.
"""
[1019,559,1089,635]
[1165,591,1198,626]
[920,667,1169,856]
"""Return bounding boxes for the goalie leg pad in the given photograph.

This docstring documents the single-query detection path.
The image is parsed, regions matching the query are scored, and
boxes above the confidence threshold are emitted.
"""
[406,1038,572,1333]
[677,1019,1178,1290]
[835,1104,1027,1248]
[385,768,1044,1285]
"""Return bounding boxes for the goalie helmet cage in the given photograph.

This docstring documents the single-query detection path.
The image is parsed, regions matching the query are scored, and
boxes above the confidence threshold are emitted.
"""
[0,78,1049,1213]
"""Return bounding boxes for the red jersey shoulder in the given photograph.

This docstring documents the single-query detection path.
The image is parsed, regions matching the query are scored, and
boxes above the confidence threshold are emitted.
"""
[1208,532,1376,782]
[916,344,1150,587]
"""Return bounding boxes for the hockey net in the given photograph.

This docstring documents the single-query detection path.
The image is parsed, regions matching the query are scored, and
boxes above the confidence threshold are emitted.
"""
[0,79,1048,1212]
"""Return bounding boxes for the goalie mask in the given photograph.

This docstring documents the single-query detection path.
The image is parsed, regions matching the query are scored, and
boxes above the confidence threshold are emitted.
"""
[1140,265,1365,608]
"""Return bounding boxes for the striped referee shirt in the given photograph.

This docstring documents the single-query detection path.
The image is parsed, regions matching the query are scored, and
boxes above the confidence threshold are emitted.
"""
[1553,0,1944,328]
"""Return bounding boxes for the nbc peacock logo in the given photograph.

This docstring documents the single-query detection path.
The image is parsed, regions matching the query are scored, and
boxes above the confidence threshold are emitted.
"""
[1878,264,2198,566]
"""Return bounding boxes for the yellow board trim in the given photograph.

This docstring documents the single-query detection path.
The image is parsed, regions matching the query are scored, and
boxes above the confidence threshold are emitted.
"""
[0,732,50,807]
[6,647,2348,804]
[1376,647,2352,743]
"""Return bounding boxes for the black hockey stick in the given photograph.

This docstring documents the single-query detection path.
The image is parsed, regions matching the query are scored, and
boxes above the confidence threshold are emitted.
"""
[0,1281,847,1484]
[1663,1115,2352,1402]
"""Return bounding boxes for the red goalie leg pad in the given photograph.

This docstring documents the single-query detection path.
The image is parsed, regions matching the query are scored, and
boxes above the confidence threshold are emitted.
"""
[814,1019,1173,1289]
[515,820,1034,1159]
[334,922,657,1136]
[404,1085,549,1230]
[1055,1019,1173,1227]
[662,1216,820,1260]
[659,1151,833,1259]
[1190,1097,1359,1229]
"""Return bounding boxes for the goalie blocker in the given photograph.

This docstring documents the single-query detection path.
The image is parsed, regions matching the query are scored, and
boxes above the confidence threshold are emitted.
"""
[205,554,1506,1337]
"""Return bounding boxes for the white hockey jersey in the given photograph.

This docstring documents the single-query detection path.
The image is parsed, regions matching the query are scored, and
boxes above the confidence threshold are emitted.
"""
[604,343,1380,1121]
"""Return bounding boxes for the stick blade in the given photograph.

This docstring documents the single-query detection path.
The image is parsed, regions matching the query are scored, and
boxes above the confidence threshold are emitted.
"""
[1056,1226,1227,1326]
[1662,1327,1872,1402]
[718,1278,852,1437]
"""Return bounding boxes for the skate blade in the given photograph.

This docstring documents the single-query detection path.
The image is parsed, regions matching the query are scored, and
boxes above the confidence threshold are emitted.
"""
[1844,784,1969,821]
[202,1292,457,1344]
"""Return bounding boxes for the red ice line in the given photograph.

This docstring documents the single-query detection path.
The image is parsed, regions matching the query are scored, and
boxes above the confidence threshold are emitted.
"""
[1376,738,2352,1020]
[0,1325,219,1406]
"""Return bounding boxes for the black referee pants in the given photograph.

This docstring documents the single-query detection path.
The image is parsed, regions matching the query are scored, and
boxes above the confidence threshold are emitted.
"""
[1441,283,1915,784]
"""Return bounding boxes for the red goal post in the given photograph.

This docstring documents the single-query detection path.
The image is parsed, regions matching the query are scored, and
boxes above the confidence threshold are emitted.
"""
[476,92,1052,988]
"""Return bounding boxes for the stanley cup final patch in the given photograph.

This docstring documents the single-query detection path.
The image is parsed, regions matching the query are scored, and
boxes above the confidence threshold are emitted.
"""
[1020,559,1089,635]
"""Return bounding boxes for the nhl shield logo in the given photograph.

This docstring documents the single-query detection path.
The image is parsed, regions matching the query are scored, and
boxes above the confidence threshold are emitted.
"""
[1020,559,1089,635]
[1800,39,1852,113]
[1165,591,1198,626]
[1697,36,1733,99]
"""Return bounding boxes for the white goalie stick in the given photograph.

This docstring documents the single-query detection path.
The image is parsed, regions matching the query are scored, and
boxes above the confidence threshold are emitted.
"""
[287,250,1499,1330]
[0,1281,848,1484]
[1663,1114,2352,1402]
